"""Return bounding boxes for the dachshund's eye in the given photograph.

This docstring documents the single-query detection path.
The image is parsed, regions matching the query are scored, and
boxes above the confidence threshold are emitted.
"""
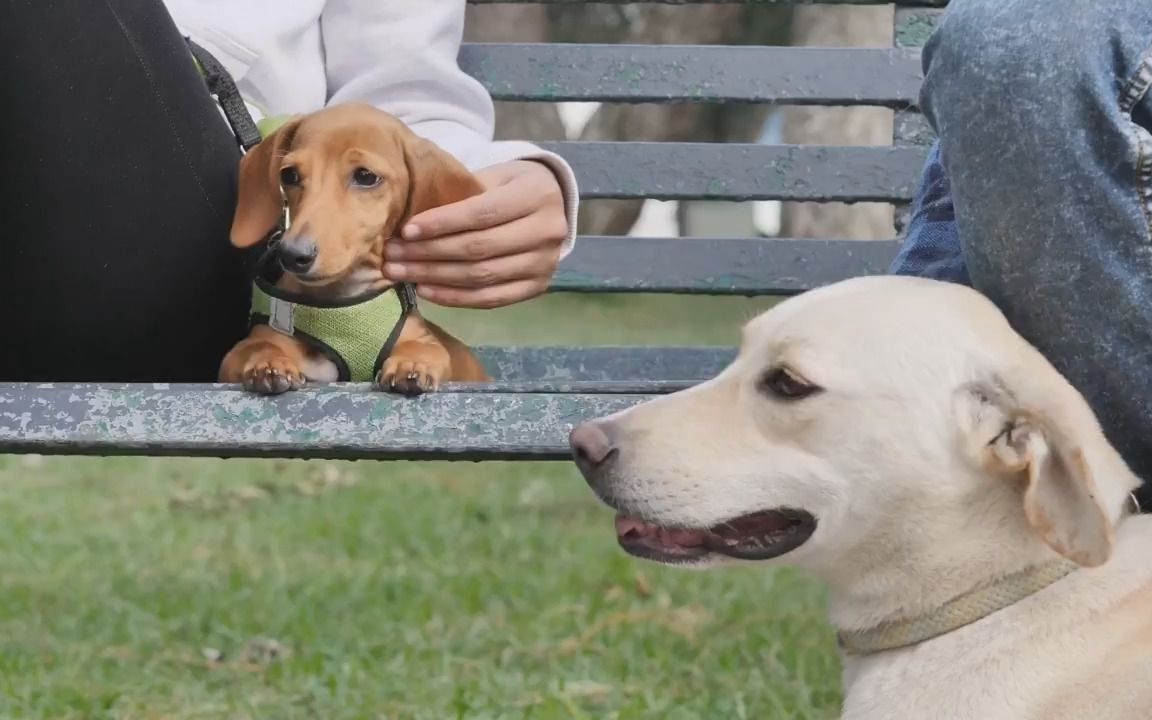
[279,166,301,187]
[351,167,381,188]
[760,367,822,401]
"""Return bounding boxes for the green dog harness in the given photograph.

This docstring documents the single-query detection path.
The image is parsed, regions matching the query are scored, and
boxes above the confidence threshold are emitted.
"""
[188,39,416,383]
[250,284,414,383]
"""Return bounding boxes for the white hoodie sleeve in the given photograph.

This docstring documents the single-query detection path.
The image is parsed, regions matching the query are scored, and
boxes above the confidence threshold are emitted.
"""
[320,0,579,256]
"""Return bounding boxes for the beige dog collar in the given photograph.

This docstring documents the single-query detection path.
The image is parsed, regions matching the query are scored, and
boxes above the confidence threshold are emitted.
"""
[837,558,1079,656]
[839,492,1144,656]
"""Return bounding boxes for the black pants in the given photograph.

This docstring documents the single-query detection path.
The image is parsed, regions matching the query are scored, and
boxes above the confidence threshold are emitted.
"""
[0,0,249,382]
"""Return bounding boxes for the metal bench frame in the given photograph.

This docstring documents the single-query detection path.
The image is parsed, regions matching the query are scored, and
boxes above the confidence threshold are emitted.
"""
[0,0,947,460]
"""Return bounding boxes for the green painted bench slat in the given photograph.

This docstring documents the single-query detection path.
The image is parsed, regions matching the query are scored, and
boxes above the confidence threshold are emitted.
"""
[553,237,900,294]
[542,142,928,201]
[0,384,661,461]
[461,45,922,106]
[895,7,946,48]
[894,111,933,147]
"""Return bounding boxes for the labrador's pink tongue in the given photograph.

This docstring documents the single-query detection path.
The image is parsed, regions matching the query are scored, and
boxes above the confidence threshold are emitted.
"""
[615,514,709,547]
[615,514,653,539]
[658,527,709,547]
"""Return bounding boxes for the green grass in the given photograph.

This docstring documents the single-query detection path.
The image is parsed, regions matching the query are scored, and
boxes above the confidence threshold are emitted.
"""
[0,294,840,719]
[422,293,779,347]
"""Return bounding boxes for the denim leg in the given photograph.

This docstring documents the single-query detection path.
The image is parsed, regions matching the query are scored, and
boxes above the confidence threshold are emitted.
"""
[888,141,970,285]
[921,0,1152,490]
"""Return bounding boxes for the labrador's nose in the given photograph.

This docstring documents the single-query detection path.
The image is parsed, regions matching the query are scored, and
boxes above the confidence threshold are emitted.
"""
[278,236,318,274]
[569,419,619,479]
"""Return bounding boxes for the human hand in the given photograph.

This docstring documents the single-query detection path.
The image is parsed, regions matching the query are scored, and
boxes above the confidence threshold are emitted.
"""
[383,160,568,309]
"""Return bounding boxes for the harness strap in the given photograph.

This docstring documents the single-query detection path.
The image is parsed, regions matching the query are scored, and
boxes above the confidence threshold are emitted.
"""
[186,39,262,152]
[251,286,414,382]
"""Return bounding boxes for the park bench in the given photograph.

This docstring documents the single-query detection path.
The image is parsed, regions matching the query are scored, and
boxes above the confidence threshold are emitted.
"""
[0,0,946,460]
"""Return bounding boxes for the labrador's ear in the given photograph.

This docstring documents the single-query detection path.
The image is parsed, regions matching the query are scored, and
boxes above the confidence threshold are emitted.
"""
[230,117,303,248]
[400,134,485,221]
[956,376,1122,567]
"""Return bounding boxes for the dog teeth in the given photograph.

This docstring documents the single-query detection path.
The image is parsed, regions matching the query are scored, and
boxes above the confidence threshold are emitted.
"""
[737,533,787,548]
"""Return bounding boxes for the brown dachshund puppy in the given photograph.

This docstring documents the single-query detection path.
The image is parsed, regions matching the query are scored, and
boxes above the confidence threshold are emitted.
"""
[219,102,489,395]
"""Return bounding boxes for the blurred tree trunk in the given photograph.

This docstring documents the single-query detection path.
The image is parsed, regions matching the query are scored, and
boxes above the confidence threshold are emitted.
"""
[463,4,566,142]
[570,4,789,235]
[780,5,895,240]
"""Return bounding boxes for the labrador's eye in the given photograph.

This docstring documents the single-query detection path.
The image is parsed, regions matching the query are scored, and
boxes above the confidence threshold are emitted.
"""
[760,367,821,400]
[351,167,381,188]
[279,166,301,187]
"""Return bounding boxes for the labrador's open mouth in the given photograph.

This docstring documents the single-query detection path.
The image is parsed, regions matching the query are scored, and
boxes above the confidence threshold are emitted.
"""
[614,509,816,564]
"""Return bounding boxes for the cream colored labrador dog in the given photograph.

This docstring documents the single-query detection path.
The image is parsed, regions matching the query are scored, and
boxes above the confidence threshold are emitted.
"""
[570,275,1152,719]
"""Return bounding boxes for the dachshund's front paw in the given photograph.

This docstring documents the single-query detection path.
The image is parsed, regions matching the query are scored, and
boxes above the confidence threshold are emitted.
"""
[377,358,444,397]
[243,356,306,395]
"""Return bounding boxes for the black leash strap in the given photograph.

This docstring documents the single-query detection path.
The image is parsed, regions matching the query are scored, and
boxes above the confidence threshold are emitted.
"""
[397,282,418,314]
[186,39,262,152]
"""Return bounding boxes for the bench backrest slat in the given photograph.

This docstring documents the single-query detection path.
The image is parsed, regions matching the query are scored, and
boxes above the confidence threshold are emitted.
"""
[541,142,926,202]
[461,45,923,106]
[553,236,903,293]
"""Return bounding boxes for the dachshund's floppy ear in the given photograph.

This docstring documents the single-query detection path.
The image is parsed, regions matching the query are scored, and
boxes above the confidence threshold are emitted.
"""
[230,117,303,248]
[401,134,486,221]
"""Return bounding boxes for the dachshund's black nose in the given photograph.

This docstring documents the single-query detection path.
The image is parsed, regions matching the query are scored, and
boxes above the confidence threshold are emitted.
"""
[278,236,318,274]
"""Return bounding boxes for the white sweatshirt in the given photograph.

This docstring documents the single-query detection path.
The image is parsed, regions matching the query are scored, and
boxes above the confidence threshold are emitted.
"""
[163,0,579,253]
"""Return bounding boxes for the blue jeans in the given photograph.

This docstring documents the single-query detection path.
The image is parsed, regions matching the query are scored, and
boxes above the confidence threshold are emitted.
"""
[890,0,1152,497]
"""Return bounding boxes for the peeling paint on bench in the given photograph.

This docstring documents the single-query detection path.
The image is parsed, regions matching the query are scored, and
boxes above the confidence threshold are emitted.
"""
[0,384,659,460]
